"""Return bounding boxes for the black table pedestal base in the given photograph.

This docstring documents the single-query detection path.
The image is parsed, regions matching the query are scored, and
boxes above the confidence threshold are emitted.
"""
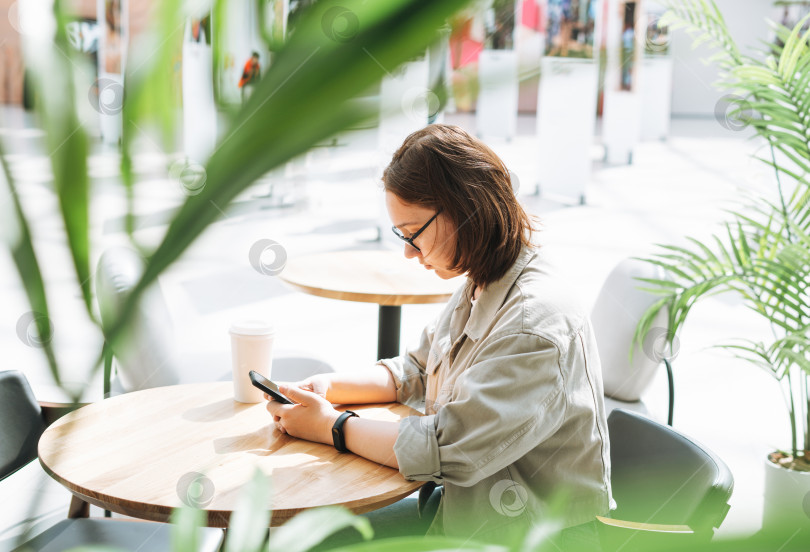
[377,306,402,360]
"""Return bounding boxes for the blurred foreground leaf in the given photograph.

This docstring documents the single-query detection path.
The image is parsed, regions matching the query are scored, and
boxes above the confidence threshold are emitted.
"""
[223,469,272,552]
[269,506,373,552]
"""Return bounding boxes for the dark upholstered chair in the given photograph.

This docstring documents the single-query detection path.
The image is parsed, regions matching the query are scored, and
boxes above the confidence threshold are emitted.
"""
[597,409,734,551]
[0,371,46,482]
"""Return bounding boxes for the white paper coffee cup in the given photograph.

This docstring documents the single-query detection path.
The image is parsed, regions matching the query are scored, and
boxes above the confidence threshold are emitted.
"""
[229,320,275,403]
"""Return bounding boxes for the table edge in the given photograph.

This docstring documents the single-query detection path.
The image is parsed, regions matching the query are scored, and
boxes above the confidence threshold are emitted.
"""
[279,279,455,305]
[37,390,426,528]
[38,455,424,527]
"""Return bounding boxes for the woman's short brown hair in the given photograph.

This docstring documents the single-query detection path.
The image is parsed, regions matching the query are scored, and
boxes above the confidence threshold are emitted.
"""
[382,124,536,287]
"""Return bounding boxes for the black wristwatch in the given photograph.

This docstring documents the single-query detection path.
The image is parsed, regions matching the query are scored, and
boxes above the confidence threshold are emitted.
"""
[332,410,358,453]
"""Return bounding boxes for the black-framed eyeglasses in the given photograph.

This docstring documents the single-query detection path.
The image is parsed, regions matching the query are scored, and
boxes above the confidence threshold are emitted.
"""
[391,208,443,253]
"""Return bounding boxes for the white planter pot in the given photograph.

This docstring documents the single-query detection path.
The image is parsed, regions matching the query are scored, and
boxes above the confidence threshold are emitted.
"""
[536,57,598,204]
[763,454,810,530]
[183,24,217,163]
[96,72,124,145]
[640,56,673,141]
[477,49,518,140]
[378,56,430,155]
[602,90,642,165]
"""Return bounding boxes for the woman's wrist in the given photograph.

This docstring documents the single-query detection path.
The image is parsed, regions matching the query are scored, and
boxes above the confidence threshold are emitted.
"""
[323,410,341,445]
[319,376,335,402]
[341,417,400,469]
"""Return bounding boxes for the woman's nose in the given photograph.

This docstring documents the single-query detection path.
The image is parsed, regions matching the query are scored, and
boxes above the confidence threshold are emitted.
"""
[404,243,420,259]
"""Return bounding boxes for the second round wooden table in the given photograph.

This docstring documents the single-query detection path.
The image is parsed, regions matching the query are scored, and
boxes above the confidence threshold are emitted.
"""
[279,250,463,359]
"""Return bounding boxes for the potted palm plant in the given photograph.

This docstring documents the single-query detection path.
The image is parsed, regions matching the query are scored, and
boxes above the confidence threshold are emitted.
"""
[634,0,810,529]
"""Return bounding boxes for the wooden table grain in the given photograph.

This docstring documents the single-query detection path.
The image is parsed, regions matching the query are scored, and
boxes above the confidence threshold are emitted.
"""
[38,382,424,527]
[279,250,463,359]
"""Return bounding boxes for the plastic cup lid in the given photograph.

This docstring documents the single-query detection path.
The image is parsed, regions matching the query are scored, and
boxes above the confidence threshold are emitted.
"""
[229,320,275,336]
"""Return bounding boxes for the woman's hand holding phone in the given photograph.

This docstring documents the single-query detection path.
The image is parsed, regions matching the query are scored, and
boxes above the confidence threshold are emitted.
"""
[260,374,334,435]
[265,384,340,443]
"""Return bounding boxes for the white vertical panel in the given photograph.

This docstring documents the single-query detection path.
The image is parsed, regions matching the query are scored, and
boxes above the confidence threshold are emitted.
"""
[536,57,598,203]
[477,49,519,140]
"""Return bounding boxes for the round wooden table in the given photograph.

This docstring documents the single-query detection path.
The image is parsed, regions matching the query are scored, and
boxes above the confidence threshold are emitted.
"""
[279,250,463,359]
[38,382,424,527]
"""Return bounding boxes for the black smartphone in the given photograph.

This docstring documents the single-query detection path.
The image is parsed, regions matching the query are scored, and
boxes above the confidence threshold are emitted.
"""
[249,371,294,404]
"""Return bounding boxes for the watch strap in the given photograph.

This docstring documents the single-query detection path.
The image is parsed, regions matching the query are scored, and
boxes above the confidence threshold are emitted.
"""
[332,410,358,453]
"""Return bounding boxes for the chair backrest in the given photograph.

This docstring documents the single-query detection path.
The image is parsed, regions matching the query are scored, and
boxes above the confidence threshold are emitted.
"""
[95,247,180,392]
[271,357,335,381]
[591,258,670,402]
[0,371,46,481]
[608,409,733,534]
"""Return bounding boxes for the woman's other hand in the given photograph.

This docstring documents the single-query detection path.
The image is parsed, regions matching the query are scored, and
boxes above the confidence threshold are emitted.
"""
[264,375,332,403]
[265,366,396,407]
[295,374,331,399]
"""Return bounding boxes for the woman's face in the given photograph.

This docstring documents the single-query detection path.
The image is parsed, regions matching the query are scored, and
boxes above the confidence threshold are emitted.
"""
[385,191,462,280]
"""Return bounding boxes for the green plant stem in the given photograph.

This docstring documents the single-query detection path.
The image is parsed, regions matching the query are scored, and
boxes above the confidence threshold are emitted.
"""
[803,374,810,451]
[121,150,136,241]
[771,142,793,243]
[787,368,798,456]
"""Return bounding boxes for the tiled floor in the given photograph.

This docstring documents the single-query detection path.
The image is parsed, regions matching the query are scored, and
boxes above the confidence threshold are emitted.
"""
[0,105,792,542]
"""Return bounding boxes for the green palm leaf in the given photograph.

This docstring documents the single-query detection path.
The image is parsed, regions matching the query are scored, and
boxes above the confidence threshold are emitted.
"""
[26,10,93,318]
[0,146,62,386]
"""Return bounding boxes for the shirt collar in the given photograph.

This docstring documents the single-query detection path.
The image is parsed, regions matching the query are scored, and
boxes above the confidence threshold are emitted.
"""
[462,244,537,341]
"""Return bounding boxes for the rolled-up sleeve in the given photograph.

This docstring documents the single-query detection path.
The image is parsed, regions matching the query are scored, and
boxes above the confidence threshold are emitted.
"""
[378,320,435,408]
[394,332,566,486]
[393,414,442,480]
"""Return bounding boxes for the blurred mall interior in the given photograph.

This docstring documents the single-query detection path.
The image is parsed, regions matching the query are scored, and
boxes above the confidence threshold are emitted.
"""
[1,0,809,550]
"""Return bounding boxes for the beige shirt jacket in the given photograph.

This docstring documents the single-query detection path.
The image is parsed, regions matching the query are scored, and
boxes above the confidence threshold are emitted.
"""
[380,245,613,544]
